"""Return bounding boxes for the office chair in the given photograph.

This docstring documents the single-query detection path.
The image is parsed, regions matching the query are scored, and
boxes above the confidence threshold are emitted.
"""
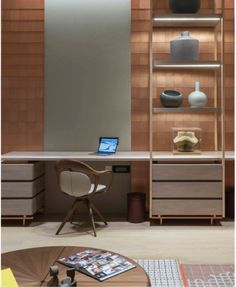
[55,160,113,236]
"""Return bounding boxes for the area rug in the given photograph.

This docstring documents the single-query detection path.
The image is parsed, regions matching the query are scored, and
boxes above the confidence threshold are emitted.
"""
[136,259,234,287]
[136,259,185,287]
[183,264,234,287]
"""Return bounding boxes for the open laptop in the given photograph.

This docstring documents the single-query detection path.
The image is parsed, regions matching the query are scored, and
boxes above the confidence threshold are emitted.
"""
[96,137,119,155]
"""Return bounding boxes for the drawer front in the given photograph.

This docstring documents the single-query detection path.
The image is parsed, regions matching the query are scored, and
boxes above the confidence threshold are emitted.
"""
[2,161,44,181]
[2,176,45,198]
[152,182,222,198]
[1,192,44,216]
[152,164,222,181]
[152,199,222,216]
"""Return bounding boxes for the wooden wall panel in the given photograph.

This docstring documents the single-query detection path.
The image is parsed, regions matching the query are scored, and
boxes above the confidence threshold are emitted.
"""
[131,0,150,198]
[131,0,234,194]
[2,0,44,153]
[224,0,234,151]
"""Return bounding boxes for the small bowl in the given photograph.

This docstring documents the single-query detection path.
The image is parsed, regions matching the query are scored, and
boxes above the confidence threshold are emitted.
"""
[160,90,183,108]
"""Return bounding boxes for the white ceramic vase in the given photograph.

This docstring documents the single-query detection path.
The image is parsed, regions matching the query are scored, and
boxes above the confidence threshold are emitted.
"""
[188,82,207,108]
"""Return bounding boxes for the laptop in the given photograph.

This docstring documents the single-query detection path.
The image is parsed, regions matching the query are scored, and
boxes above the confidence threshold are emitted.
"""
[96,137,119,155]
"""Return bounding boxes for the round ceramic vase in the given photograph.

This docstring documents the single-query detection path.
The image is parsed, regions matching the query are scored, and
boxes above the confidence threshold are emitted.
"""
[169,0,201,13]
[188,82,207,108]
[160,90,183,108]
[171,31,199,61]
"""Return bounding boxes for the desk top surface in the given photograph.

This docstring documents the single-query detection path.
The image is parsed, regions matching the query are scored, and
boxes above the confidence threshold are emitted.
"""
[1,151,234,161]
[1,151,149,161]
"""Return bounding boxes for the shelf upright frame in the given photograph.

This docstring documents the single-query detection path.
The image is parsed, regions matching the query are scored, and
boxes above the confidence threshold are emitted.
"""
[149,0,154,219]
[214,7,219,151]
[220,0,225,217]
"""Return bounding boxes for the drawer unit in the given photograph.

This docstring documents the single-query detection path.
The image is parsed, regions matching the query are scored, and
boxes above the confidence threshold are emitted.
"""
[2,161,44,181]
[1,161,45,224]
[2,176,45,198]
[152,182,222,198]
[152,164,222,181]
[152,199,222,216]
[2,192,44,216]
[151,162,223,221]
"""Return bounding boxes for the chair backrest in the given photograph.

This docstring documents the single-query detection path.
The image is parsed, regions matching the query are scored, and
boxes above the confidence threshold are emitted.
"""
[55,160,93,198]
[60,171,91,197]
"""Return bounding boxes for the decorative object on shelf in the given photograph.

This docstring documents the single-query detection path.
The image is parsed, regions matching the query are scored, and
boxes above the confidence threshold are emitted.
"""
[160,90,183,107]
[170,31,199,61]
[172,127,201,154]
[188,82,207,108]
[169,0,201,13]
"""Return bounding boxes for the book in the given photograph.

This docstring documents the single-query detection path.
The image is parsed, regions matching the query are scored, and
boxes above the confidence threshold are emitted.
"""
[1,268,19,287]
[58,249,137,281]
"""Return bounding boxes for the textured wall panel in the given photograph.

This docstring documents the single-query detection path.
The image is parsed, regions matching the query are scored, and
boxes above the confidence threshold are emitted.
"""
[2,0,44,153]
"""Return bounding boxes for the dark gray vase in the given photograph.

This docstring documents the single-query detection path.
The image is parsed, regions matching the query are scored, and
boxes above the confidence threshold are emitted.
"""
[160,90,183,108]
[169,0,201,13]
[171,31,199,61]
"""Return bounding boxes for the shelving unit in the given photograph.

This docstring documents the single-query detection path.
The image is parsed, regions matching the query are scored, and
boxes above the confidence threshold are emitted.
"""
[149,0,225,224]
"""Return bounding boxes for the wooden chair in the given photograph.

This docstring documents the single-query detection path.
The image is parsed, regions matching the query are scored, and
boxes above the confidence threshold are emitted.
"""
[55,160,113,236]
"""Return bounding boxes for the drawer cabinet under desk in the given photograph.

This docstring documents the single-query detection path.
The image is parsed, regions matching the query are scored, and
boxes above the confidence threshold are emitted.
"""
[151,162,223,224]
[1,161,45,225]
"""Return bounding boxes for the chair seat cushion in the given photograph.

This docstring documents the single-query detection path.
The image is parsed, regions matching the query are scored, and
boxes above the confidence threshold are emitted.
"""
[89,184,106,194]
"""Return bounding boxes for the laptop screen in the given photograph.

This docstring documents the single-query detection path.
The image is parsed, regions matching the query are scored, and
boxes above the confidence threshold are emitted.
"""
[98,137,119,154]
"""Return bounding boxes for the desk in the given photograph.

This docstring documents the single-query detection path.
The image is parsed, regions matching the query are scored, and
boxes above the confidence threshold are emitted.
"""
[1,151,234,224]
[1,152,150,224]
[1,150,234,161]
[1,151,150,162]
[1,246,151,287]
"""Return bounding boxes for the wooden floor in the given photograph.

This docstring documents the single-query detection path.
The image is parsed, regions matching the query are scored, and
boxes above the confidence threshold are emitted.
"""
[1,220,234,264]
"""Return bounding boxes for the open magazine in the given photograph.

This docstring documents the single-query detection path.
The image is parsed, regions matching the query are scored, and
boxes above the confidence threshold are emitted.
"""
[57,249,137,281]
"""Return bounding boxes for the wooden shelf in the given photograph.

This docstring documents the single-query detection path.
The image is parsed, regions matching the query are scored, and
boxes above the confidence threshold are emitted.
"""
[152,151,226,161]
[153,107,221,113]
[153,14,222,28]
[153,60,221,70]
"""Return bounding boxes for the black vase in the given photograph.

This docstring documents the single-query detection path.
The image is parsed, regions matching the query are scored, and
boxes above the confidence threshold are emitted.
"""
[169,0,201,13]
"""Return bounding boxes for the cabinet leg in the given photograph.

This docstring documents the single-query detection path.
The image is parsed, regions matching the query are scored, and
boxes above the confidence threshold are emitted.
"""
[160,217,163,225]
[23,215,26,226]
[211,215,217,225]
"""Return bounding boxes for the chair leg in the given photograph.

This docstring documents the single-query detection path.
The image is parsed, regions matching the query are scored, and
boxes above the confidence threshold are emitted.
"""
[90,202,108,225]
[70,205,79,224]
[56,200,79,235]
[86,199,97,237]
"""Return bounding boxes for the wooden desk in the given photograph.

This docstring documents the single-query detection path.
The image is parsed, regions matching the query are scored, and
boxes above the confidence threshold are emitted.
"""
[1,246,151,287]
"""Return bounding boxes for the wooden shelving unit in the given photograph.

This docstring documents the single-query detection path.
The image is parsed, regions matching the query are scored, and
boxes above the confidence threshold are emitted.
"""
[149,0,225,224]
